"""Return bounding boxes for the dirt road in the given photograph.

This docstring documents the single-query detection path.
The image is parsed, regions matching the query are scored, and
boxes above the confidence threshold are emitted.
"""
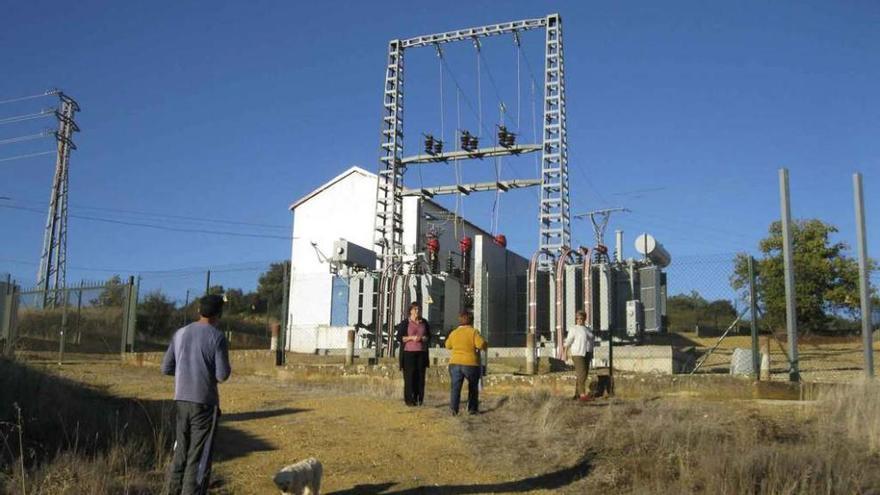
[50,361,565,494]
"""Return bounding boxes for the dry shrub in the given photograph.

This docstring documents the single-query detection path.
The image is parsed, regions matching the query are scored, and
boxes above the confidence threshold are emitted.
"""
[467,390,880,494]
[0,358,171,494]
[818,380,880,454]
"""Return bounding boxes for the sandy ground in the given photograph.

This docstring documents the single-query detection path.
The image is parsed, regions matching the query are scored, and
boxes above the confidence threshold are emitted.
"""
[46,361,560,494]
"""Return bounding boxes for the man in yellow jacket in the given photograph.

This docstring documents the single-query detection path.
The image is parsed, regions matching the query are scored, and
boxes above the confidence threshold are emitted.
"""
[445,311,487,415]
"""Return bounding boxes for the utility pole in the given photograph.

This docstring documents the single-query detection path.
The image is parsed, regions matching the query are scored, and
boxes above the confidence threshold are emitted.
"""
[37,91,79,306]
[853,173,874,379]
[778,168,799,382]
[748,256,760,379]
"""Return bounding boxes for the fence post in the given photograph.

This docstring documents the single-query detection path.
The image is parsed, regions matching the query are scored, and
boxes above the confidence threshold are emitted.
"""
[345,328,355,366]
[280,261,290,365]
[748,257,760,379]
[779,168,800,382]
[74,280,84,345]
[182,289,190,327]
[853,172,874,379]
[58,288,69,365]
[121,276,138,355]
[1,279,18,357]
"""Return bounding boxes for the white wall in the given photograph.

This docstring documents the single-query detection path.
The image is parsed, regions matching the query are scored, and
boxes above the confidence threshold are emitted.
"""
[288,169,377,341]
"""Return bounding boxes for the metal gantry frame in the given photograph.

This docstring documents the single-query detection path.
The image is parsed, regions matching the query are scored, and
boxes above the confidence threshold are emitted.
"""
[373,13,571,271]
[36,92,80,305]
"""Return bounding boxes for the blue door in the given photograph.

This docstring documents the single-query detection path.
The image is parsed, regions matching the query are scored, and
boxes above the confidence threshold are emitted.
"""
[330,276,349,326]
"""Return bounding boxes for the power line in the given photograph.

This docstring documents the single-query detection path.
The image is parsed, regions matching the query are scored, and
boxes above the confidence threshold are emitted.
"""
[0,90,58,105]
[2,196,289,230]
[0,150,56,163]
[0,109,54,125]
[0,130,53,146]
[476,46,513,127]
[0,256,281,276]
[0,204,295,240]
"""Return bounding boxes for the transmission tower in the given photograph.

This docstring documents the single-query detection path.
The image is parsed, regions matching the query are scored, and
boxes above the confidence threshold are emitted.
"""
[373,14,570,270]
[36,91,79,305]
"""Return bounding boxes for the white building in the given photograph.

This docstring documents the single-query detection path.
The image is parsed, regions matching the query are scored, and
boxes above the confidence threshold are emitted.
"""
[286,166,528,353]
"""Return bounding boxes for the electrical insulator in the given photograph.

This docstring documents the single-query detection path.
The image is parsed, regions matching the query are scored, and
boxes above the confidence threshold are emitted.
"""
[596,244,609,255]
[424,134,436,155]
[433,140,443,155]
[493,234,507,248]
[460,131,471,151]
[459,236,473,253]
[446,255,455,272]
[497,125,516,148]
[427,237,440,253]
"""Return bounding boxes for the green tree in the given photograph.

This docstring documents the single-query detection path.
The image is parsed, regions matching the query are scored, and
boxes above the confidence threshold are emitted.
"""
[222,288,252,315]
[256,262,288,312]
[137,290,176,337]
[666,291,737,332]
[92,275,126,307]
[732,219,873,334]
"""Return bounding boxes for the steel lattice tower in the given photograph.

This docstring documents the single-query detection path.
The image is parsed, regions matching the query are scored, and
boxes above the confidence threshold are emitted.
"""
[373,14,571,270]
[36,92,79,305]
[539,15,571,259]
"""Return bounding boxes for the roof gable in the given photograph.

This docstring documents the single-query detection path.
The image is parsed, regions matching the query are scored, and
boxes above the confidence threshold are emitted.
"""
[290,166,376,210]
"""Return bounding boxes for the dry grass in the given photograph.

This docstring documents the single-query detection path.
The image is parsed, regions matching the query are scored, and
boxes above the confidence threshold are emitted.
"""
[0,358,171,494]
[465,385,880,494]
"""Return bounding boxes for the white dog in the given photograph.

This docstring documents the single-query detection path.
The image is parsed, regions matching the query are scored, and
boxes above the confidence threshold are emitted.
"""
[273,458,322,495]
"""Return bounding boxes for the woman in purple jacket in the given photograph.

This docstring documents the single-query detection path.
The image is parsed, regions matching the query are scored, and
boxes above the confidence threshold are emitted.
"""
[395,302,432,406]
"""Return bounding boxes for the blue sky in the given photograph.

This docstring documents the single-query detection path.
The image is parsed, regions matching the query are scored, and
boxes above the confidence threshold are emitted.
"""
[1,1,878,300]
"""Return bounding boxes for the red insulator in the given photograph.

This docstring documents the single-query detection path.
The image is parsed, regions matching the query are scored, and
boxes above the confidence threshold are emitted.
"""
[493,234,507,247]
[459,236,473,253]
[426,237,440,253]
[596,244,609,254]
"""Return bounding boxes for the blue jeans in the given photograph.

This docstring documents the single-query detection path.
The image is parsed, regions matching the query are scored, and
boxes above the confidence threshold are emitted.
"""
[449,364,481,413]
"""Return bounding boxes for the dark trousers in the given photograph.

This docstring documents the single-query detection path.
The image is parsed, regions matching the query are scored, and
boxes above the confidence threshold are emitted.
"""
[166,401,217,495]
[573,352,593,397]
[449,364,481,413]
[402,351,428,405]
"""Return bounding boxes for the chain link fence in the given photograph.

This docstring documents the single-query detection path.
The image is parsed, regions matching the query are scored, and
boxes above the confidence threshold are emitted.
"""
[135,262,288,352]
[1,279,136,362]
[661,253,878,383]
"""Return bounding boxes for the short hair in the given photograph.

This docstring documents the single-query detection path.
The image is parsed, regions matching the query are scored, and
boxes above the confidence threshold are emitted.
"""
[576,310,587,321]
[199,295,225,318]
[458,311,473,326]
[409,302,420,311]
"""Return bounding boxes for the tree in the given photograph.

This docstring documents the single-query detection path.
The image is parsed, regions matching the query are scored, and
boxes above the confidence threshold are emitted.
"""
[92,275,127,307]
[732,219,874,334]
[256,262,288,312]
[666,291,737,332]
[222,288,250,315]
[137,290,176,337]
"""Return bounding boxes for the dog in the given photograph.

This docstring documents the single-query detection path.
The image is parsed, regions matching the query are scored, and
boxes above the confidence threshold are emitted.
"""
[273,458,322,495]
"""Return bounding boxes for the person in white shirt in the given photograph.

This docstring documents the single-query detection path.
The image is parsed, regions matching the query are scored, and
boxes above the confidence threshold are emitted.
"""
[564,310,595,401]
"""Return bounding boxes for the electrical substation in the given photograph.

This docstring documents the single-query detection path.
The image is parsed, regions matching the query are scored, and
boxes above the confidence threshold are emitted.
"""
[285,14,675,372]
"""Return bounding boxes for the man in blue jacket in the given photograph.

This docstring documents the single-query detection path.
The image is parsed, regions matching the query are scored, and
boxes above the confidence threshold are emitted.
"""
[162,294,231,495]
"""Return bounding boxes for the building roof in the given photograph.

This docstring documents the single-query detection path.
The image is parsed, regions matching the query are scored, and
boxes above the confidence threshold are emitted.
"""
[289,166,376,210]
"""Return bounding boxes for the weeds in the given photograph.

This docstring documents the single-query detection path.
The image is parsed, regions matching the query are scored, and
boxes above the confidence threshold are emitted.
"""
[467,389,880,494]
[0,358,171,494]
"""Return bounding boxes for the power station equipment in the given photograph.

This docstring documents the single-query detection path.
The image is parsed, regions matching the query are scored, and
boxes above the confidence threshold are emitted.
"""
[331,239,377,270]
[634,233,671,268]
